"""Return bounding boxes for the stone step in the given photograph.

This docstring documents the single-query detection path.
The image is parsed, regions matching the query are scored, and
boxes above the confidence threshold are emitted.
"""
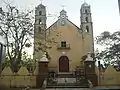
[57,78,76,83]
[47,77,89,87]
[57,72,74,78]
[31,88,92,90]
[47,85,89,88]
[46,89,92,90]
[47,83,89,86]
[56,72,85,78]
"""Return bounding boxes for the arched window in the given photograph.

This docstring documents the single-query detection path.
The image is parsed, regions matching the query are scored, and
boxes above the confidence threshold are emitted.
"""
[39,11,42,15]
[39,19,42,24]
[85,17,88,22]
[86,26,89,32]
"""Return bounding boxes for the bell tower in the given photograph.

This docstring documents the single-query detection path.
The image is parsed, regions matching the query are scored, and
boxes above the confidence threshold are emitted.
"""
[80,2,94,54]
[80,2,92,33]
[35,3,46,34]
[34,3,47,60]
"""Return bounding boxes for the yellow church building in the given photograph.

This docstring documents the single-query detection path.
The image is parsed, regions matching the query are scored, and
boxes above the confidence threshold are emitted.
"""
[1,2,120,89]
[34,2,94,72]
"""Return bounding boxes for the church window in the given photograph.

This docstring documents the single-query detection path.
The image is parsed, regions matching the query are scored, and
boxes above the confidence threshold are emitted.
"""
[85,17,88,22]
[86,26,89,32]
[39,11,42,15]
[61,41,66,48]
[39,19,42,24]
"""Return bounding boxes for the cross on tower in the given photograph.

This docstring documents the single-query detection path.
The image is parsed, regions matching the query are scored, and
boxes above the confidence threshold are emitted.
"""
[84,0,86,3]
[40,0,43,4]
[61,5,65,10]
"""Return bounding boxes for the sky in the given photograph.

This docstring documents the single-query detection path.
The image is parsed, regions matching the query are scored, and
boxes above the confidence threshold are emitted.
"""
[0,0,120,37]
[0,0,120,55]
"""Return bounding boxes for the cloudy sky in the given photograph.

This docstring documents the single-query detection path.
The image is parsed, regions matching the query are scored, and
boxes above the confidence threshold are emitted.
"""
[0,0,120,56]
[0,0,120,37]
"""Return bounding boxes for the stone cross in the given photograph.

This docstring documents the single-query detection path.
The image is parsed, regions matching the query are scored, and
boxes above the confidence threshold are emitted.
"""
[84,0,86,3]
[40,0,43,4]
[61,5,65,10]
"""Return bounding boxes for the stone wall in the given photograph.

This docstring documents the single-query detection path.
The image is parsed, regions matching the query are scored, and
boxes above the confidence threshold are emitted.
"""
[0,66,37,87]
[0,65,120,87]
[95,65,120,86]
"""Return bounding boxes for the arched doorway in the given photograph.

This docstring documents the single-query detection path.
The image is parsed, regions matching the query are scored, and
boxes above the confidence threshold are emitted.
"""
[59,56,69,72]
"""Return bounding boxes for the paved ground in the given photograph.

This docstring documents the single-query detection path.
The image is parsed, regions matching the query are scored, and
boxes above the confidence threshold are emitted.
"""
[30,86,120,90]
[57,78,76,84]
[46,88,92,90]
[30,88,92,90]
[94,86,120,89]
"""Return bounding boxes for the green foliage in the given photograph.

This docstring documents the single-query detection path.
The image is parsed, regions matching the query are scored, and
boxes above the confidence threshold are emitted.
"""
[2,51,35,72]
[96,31,120,66]
[20,51,35,73]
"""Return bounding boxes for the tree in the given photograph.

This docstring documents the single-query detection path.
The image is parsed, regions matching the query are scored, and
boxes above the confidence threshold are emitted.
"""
[20,51,35,73]
[33,31,60,60]
[95,31,120,68]
[0,4,34,72]
[0,3,61,72]
[2,51,35,73]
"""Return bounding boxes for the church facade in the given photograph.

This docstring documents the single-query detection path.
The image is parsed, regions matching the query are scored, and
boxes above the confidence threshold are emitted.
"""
[34,2,94,72]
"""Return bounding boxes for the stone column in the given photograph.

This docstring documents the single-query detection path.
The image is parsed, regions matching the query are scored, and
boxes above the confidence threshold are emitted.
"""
[84,52,98,86]
[36,53,49,88]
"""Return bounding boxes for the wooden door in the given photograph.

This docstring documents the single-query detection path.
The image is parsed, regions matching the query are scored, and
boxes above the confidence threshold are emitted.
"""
[59,56,69,72]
